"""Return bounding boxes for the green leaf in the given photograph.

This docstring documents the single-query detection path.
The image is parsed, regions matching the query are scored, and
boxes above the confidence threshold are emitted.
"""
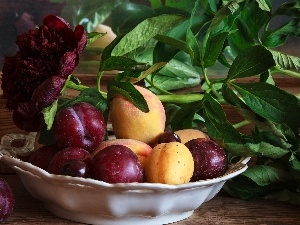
[232,82,300,131]
[202,93,243,144]
[164,103,181,126]
[236,108,288,139]
[42,99,58,130]
[261,19,300,48]
[165,0,198,12]
[171,101,202,131]
[131,62,167,83]
[87,32,107,46]
[99,35,124,70]
[100,56,148,71]
[111,14,186,56]
[153,13,210,63]
[227,45,275,80]
[38,124,55,146]
[58,88,107,113]
[186,0,201,65]
[288,153,300,180]
[270,50,300,70]
[256,0,272,12]
[225,140,289,159]
[225,142,252,156]
[187,29,201,65]
[227,21,254,57]
[241,163,293,186]
[111,2,155,35]
[222,83,249,108]
[223,178,298,200]
[207,0,243,33]
[145,58,200,92]
[202,78,224,92]
[273,2,300,18]
[245,142,289,159]
[253,130,292,150]
[107,81,149,113]
[239,1,269,40]
[154,35,190,54]
[153,6,192,17]
[203,32,229,67]
[265,189,300,205]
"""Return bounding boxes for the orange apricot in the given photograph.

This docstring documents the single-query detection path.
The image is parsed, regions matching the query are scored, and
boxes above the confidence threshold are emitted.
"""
[109,85,166,146]
[175,129,209,144]
[144,142,194,184]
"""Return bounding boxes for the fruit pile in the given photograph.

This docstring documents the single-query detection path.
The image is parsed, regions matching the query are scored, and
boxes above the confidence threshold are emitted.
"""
[26,85,227,184]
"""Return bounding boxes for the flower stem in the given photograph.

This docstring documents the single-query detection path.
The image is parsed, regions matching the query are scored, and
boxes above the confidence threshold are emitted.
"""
[97,70,104,92]
[272,66,300,79]
[157,93,204,103]
[233,120,250,129]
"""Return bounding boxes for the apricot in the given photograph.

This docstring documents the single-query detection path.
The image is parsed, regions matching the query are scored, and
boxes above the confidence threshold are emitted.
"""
[81,24,117,61]
[91,24,117,48]
[109,85,166,146]
[175,129,209,144]
[91,138,152,169]
[144,142,194,184]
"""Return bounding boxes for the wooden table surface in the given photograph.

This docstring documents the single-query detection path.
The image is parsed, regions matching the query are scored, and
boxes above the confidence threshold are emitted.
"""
[1,74,300,224]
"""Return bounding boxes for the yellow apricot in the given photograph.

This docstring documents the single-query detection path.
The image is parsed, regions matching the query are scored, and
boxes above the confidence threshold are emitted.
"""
[175,129,209,144]
[109,85,166,146]
[91,24,117,48]
[144,142,194,184]
[91,138,152,169]
[81,24,117,61]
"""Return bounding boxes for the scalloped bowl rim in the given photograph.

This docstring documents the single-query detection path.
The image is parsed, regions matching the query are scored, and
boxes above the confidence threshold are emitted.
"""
[1,154,250,190]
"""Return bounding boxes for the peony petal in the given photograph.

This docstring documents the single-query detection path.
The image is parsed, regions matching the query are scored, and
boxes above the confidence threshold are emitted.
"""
[43,14,69,29]
[74,25,87,56]
[13,103,43,132]
[58,52,77,78]
[31,76,66,110]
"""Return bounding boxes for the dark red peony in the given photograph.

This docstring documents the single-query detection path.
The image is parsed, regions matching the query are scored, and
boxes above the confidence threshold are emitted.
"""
[1,15,87,131]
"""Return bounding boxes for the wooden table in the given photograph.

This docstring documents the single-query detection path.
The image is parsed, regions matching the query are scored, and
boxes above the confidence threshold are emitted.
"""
[1,74,300,224]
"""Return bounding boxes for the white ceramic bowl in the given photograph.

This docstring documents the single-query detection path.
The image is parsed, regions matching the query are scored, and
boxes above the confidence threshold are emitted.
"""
[1,152,250,225]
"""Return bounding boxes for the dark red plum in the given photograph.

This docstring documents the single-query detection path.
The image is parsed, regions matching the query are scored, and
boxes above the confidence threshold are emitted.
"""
[52,102,106,152]
[0,178,15,222]
[158,131,181,144]
[47,147,91,176]
[91,145,144,183]
[61,160,89,178]
[29,144,60,170]
[185,138,227,181]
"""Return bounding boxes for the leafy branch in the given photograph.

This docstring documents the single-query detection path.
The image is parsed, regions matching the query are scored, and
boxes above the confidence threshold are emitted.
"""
[49,0,300,204]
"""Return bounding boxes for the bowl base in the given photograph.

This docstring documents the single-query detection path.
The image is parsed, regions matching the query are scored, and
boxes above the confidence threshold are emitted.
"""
[45,202,194,225]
